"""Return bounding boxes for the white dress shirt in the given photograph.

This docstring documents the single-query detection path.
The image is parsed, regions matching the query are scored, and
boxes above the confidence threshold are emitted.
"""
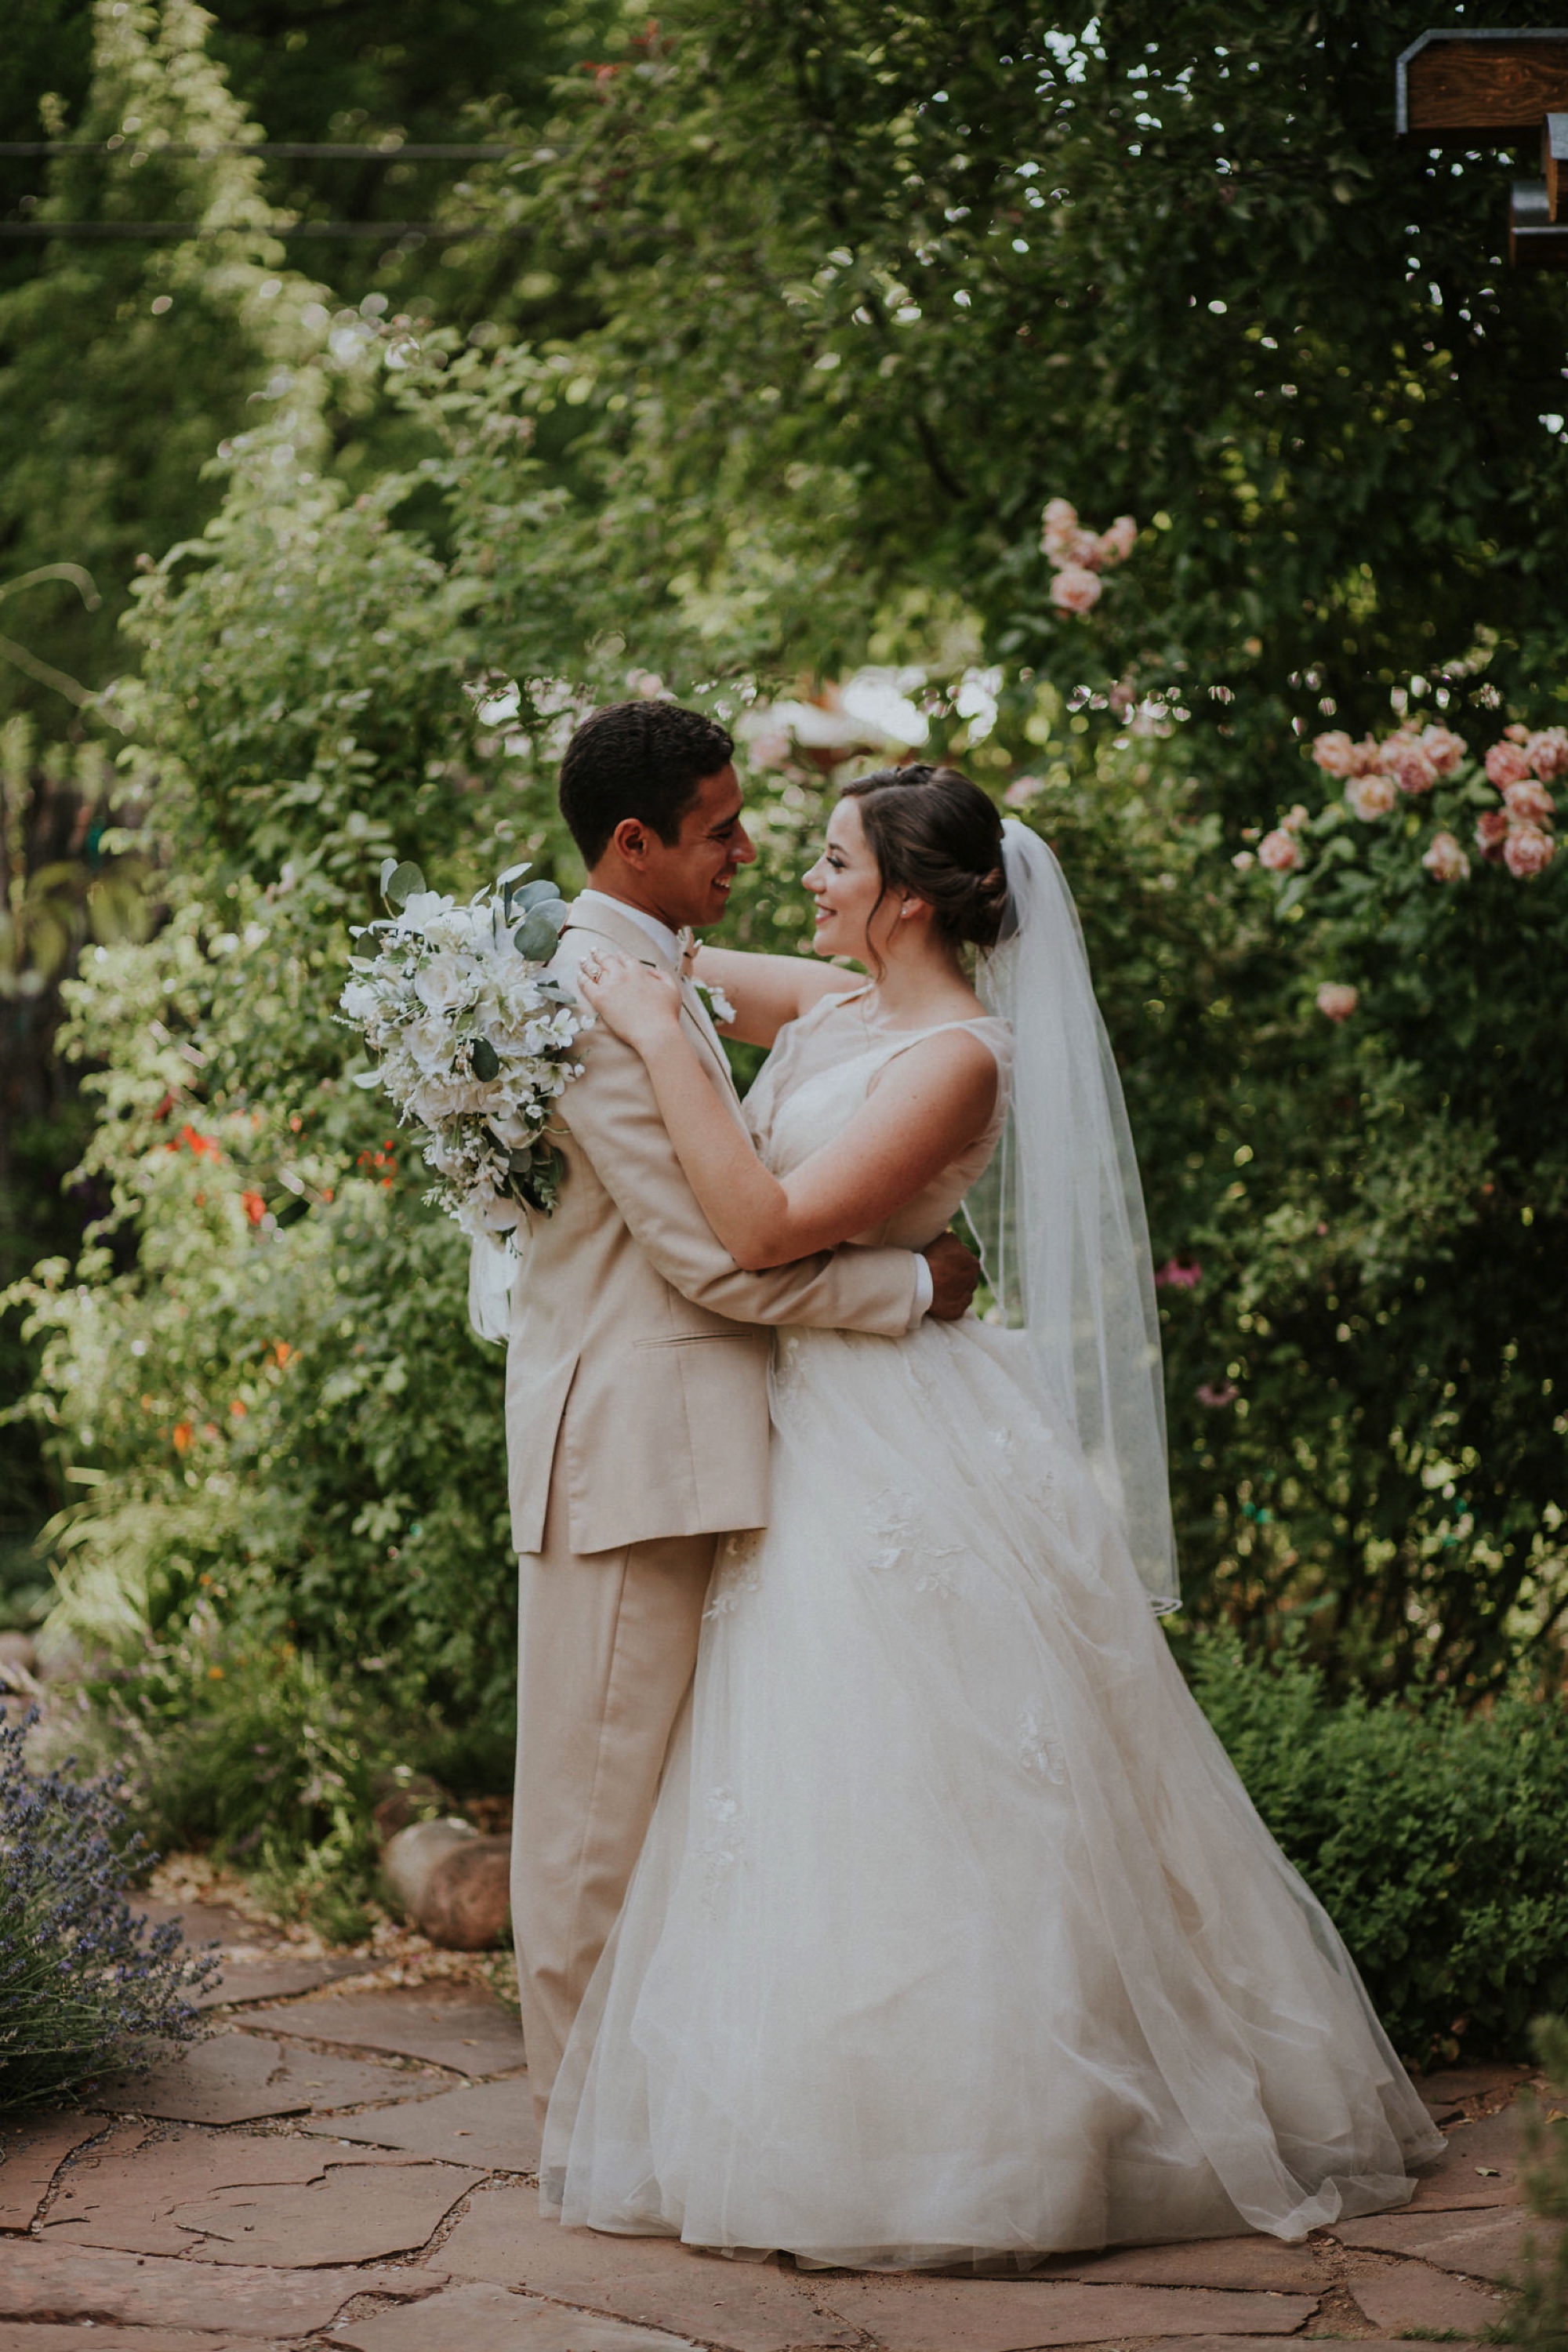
[570,889,931,1326]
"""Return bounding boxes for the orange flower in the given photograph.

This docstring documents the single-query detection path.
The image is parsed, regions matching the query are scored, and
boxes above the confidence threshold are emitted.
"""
[172,1422,194,1453]
[241,1190,266,1226]
[270,1340,293,1368]
[177,1123,221,1160]
[230,1398,247,1418]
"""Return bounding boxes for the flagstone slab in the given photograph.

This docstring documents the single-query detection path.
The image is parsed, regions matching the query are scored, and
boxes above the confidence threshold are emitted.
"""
[238,1986,524,2078]
[1347,2260,1510,2336]
[97,2030,416,2124]
[335,2281,706,2352]
[299,2073,541,2172]
[0,2241,440,2335]
[124,1900,284,1951]
[1332,2203,1555,2281]
[172,2155,485,2265]
[1413,2065,1531,2109]
[0,2329,281,2352]
[1040,2237,1320,2290]
[811,2280,1318,2351]
[195,1955,369,2009]
[42,2118,424,2256]
[438,2187,853,2351]
[0,2111,107,2229]
[1410,2103,1523,2209]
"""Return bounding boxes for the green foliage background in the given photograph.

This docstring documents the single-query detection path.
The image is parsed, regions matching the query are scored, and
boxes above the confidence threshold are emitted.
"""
[1,1,1566,2029]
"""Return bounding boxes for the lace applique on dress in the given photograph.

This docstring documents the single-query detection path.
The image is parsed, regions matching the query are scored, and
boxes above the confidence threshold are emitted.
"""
[866,1488,964,1597]
[1017,1705,1067,1785]
[706,1526,765,1618]
[701,1786,742,1910]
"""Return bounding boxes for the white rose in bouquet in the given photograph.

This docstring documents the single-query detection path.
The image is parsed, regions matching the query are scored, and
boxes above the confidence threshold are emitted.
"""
[337,856,591,1232]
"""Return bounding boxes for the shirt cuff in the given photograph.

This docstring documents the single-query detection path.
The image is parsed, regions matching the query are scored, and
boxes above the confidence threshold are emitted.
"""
[908,1254,934,1328]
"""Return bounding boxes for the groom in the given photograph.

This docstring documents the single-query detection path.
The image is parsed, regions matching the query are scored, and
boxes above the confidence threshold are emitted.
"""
[507,698,979,2122]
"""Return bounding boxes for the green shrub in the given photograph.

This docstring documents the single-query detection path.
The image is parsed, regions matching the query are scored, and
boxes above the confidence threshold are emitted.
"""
[1189,1632,1568,2065]
[1503,2016,1568,2348]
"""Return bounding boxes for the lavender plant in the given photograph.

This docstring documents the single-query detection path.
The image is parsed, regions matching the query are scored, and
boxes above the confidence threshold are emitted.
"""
[0,1710,218,2114]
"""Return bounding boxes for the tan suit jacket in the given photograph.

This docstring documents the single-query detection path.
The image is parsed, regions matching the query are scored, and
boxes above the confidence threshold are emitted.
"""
[504,900,920,1556]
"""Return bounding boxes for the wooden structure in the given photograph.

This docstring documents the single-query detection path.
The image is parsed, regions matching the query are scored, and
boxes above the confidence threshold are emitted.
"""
[1396,28,1568,264]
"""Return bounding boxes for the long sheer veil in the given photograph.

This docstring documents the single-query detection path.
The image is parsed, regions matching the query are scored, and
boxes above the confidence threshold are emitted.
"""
[969,819,1180,1614]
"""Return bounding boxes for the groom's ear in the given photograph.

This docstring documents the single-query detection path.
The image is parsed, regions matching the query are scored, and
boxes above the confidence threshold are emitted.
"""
[609,815,655,871]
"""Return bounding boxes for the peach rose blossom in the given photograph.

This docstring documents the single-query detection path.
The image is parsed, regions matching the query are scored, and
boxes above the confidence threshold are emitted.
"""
[1051,564,1103,615]
[1381,742,1438,796]
[1504,722,1531,742]
[1258,828,1301,873]
[1096,514,1138,565]
[1502,776,1555,826]
[1345,774,1396,821]
[1485,739,1533,789]
[1504,822,1556,879]
[1526,726,1568,782]
[1418,724,1467,775]
[1231,849,1257,870]
[1282,802,1310,833]
[1348,738,1382,775]
[1475,808,1510,860]
[1312,731,1358,776]
[1041,499,1081,563]
[1316,982,1359,1022]
[1421,831,1470,882]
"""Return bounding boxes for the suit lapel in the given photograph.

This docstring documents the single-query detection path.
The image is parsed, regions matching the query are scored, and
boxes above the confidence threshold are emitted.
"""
[562,906,741,1105]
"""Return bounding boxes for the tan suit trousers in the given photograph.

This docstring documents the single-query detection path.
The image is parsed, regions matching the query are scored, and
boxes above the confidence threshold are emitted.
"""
[510,1477,714,2126]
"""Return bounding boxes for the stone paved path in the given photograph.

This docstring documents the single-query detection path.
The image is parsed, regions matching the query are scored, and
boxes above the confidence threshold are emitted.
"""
[0,1901,1550,2352]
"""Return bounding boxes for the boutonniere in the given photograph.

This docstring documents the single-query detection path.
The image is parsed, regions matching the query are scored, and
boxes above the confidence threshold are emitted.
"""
[692,975,737,1029]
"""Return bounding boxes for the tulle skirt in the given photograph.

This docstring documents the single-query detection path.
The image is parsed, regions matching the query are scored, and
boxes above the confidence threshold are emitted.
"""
[542,1316,1442,2268]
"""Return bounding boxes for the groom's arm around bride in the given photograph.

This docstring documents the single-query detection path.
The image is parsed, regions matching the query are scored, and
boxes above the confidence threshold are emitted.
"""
[506,699,977,2122]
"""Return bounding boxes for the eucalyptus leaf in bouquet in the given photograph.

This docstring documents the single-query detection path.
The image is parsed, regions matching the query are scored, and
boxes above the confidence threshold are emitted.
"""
[338,859,590,1236]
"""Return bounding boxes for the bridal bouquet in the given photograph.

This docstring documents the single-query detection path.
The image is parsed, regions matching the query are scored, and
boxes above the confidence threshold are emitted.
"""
[339,857,589,1234]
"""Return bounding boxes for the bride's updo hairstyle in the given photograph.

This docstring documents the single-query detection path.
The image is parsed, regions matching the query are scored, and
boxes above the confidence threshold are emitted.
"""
[840,764,1009,956]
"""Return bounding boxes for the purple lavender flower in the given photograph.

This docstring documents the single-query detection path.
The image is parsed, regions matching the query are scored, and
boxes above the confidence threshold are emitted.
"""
[0,1710,220,2113]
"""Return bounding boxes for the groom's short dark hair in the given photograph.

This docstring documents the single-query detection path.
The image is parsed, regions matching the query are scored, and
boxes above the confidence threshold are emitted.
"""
[559,700,735,866]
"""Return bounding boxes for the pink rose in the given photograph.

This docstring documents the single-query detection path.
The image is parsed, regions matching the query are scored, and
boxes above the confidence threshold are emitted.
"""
[1503,777,1555,826]
[1051,564,1103,615]
[1345,774,1396,821]
[1526,727,1568,782]
[1421,830,1470,882]
[1041,499,1081,563]
[1385,744,1438,797]
[1096,514,1138,565]
[1316,982,1359,1022]
[1258,828,1301,873]
[1283,802,1310,833]
[1155,1259,1203,1290]
[1475,808,1509,860]
[1485,740,1533,789]
[1004,776,1042,808]
[1348,738,1382,776]
[1196,1380,1238,1408]
[1312,731,1357,776]
[1504,723,1531,742]
[1419,724,1467,775]
[1231,849,1257,871]
[1504,822,1556,879]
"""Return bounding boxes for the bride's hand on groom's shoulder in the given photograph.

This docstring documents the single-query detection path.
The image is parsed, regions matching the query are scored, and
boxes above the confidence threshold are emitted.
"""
[577,951,684,1053]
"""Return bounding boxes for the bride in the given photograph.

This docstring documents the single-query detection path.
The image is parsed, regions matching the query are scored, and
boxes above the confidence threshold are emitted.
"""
[563,761,1441,2269]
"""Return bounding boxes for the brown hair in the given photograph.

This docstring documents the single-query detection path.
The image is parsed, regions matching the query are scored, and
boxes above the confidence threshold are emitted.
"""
[839,764,1008,956]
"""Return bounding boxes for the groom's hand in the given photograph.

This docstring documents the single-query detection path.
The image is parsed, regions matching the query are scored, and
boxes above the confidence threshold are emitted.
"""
[923,1232,981,1322]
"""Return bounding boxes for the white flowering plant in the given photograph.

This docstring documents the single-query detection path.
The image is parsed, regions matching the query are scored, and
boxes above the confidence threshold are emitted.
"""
[338,857,590,1236]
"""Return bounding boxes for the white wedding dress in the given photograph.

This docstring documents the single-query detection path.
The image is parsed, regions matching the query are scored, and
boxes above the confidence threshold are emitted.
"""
[540,989,1443,2269]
